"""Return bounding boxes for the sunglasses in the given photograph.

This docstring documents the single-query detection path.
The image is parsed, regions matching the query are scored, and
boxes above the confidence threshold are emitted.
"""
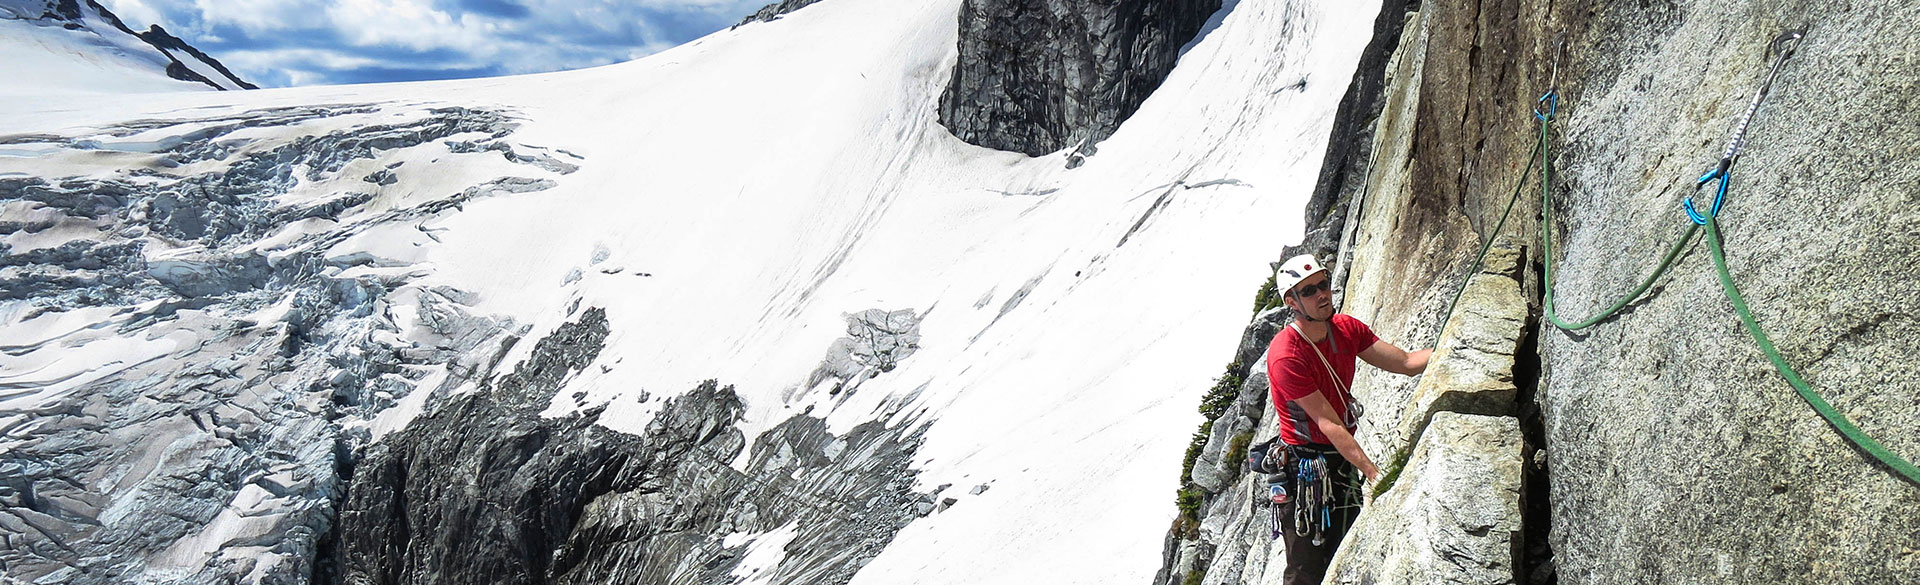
[1293,279,1332,298]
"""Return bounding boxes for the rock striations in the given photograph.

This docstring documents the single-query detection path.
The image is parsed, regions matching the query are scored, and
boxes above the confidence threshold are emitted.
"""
[332,310,934,585]
[937,0,1222,160]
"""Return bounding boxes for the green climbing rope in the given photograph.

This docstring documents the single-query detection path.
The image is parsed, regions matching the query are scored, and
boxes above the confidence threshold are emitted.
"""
[1704,216,1920,484]
[1536,110,1704,331]
[1436,107,1701,341]
[1398,28,1917,489]
[1426,87,1919,486]
[1432,131,1536,344]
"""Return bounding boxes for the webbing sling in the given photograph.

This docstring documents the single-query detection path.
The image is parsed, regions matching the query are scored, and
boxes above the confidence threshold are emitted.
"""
[1423,31,1918,486]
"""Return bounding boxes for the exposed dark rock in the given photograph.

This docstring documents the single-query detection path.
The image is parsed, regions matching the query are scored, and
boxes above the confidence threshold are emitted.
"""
[332,308,631,585]
[0,103,575,585]
[332,308,933,585]
[21,0,257,90]
[136,23,259,90]
[735,0,831,27]
[938,0,1223,157]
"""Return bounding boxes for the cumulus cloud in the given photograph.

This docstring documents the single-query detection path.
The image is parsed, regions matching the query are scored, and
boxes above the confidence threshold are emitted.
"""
[95,0,776,87]
[188,0,331,34]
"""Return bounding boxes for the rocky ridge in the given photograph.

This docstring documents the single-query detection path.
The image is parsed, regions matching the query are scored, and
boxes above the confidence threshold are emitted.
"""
[735,0,831,27]
[331,309,935,585]
[0,0,255,90]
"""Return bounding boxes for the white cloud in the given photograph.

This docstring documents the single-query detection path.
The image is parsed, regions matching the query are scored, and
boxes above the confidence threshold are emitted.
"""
[325,0,493,52]
[220,47,387,71]
[94,0,781,86]
[96,0,168,29]
[189,0,332,34]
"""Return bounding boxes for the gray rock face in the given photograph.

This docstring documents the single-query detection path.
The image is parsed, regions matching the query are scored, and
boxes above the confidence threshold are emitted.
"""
[334,308,933,585]
[1249,0,1920,584]
[1190,413,1252,493]
[1367,241,1530,477]
[735,0,830,27]
[1539,2,1920,581]
[938,0,1222,157]
[331,308,633,585]
[805,308,924,396]
[1324,413,1524,585]
[557,411,931,585]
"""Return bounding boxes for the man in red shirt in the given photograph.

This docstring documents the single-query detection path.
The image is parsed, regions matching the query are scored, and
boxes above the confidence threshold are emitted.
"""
[1266,254,1430,585]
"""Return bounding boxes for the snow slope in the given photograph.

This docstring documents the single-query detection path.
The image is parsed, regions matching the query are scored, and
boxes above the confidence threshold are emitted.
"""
[0,0,249,96]
[0,0,1376,582]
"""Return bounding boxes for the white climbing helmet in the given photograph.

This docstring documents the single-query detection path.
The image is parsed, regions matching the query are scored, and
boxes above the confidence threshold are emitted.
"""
[1273,254,1328,294]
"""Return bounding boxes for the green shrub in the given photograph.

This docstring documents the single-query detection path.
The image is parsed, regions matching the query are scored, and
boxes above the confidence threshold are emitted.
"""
[1372,445,1416,496]
[1181,567,1206,585]
[1225,431,1253,473]
[1179,420,1213,482]
[1175,485,1206,521]
[1252,273,1280,315]
[1197,361,1244,420]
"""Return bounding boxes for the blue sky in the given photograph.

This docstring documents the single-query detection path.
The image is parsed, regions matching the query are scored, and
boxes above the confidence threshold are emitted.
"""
[97,0,777,87]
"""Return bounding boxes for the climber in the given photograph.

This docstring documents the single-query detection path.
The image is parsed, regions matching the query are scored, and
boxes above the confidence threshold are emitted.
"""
[1265,253,1430,585]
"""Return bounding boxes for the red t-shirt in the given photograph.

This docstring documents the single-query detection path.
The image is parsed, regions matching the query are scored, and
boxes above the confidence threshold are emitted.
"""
[1267,314,1378,446]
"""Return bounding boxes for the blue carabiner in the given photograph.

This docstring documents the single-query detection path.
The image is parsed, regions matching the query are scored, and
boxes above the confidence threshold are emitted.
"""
[1685,163,1731,225]
[1534,91,1559,122]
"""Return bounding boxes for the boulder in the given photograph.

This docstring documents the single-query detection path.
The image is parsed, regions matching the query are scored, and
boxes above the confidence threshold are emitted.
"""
[1374,241,1530,469]
[1323,412,1525,585]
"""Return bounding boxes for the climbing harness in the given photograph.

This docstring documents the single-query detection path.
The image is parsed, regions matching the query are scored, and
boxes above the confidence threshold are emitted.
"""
[1252,325,1371,541]
[1686,30,1805,225]
[1430,30,1920,486]
[1282,444,1364,544]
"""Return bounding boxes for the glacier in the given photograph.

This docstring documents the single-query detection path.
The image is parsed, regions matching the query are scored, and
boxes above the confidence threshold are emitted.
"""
[0,0,1379,583]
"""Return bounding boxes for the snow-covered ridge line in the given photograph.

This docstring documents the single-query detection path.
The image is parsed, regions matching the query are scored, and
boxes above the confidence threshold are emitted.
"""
[0,0,253,95]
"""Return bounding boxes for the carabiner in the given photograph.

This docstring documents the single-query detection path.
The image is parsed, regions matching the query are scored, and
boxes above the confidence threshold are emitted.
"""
[1534,91,1559,122]
[1685,162,1732,225]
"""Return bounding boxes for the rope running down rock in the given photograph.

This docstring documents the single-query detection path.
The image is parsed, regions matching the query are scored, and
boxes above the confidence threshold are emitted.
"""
[1429,30,1919,486]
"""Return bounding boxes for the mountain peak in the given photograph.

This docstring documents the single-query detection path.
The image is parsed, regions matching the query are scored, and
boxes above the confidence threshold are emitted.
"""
[0,0,255,95]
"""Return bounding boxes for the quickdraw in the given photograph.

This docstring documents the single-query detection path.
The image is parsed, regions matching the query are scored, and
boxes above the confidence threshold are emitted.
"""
[1685,30,1803,225]
[1428,29,1920,488]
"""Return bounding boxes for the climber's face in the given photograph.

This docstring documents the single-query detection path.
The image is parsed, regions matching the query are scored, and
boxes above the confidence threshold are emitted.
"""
[1288,275,1334,320]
